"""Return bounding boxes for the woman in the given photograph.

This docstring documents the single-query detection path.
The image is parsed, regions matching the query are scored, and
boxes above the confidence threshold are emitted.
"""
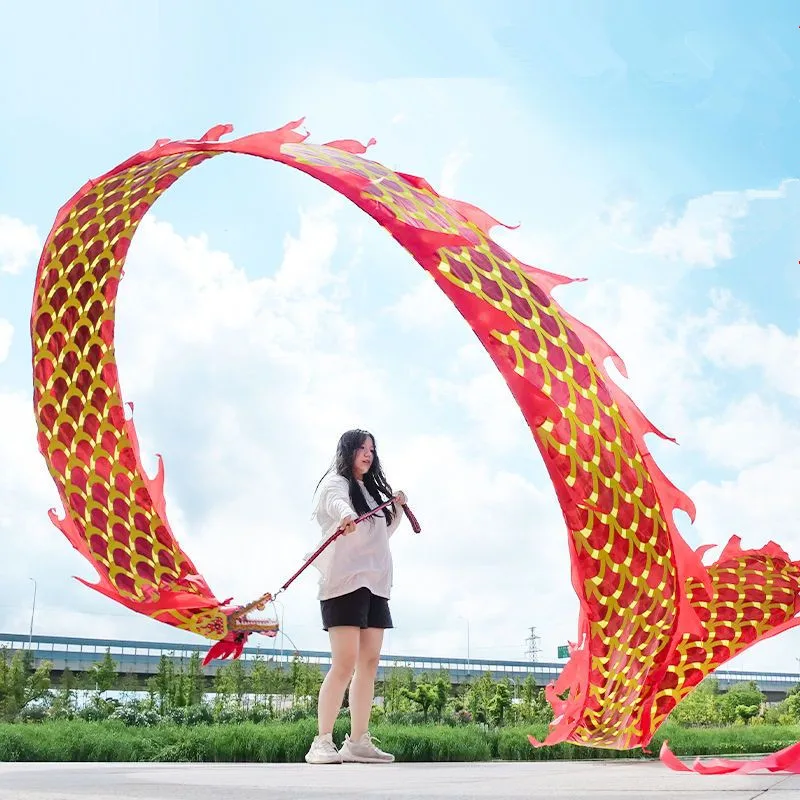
[304,429,408,765]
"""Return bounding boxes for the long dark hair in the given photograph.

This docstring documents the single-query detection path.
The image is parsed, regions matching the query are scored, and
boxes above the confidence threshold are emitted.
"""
[318,429,395,526]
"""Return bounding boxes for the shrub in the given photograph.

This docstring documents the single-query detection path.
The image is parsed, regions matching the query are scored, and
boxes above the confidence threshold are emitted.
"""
[111,705,161,727]
[281,707,314,723]
[244,705,274,724]
[16,705,47,724]
[77,697,119,722]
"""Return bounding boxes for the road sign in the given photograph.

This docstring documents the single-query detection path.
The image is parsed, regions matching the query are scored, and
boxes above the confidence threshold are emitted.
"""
[557,645,569,659]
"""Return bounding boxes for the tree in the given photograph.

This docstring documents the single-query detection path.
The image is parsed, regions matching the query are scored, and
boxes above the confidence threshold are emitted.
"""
[152,654,176,713]
[292,659,323,711]
[118,672,141,697]
[382,667,415,715]
[289,655,301,701]
[60,666,77,698]
[186,652,205,706]
[402,681,437,722]
[669,679,721,727]
[784,689,800,723]
[49,667,77,719]
[226,659,248,702]
[521,675,537,706]
[489,682,512,726]
[466,672,496,725]
[89,649,118,695]
[735,703,760,724]
[251,656,272,706]
[172,669,188,709]
[213,660,248,712]
[519,675,537,722]
[717,682,764,726]
[432,676,450,721]
[0,648,52,721]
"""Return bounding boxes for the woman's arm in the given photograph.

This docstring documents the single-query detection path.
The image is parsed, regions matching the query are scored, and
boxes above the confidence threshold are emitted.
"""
[387,490,407,537]
[321,475,356,529]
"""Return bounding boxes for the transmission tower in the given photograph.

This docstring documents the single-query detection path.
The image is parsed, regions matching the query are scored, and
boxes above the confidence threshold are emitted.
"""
[524,626,541,662]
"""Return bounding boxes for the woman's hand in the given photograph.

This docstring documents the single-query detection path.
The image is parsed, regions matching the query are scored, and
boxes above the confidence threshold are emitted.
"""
[395,490,407,506]
[340,516,357,535]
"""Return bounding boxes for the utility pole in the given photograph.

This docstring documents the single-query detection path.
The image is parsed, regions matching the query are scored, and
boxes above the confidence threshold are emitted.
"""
[28,578,37,651]
[457,615,471,676]
[524,626,540,662]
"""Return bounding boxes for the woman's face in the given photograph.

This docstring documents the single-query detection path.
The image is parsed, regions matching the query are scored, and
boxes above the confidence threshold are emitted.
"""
[353,436,375,479]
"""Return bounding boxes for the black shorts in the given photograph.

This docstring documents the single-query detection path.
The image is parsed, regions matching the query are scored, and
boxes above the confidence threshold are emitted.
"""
[320,587,393,631]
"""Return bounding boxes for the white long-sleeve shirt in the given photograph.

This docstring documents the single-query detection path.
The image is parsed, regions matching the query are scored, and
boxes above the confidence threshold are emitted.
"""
[309,473,405,601]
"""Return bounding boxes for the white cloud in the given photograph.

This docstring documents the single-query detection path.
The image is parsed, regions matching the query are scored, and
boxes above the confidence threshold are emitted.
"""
[387,276,459,332]
[690,450,800,567]
[702,318,800,400]
[114,201,351,394]
[3,105,800,680]
[0,390,65,602]
[439,143,472,198]
[426,343,533,457]
[566,280,714,444]
[0,214,40,274]
[382,431,574,660]
[0,197,564,664]
[604,181,796,270]
[647,192,750,267]
[0,201,385,647]
[694,393,800,471]
[0,319,11,363]
[687,436,800,697]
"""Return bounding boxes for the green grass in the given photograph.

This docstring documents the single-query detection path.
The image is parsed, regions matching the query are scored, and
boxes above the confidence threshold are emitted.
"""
[0,719,492,763]
[496,723,800,761]
[1,720,799,763]
[648,723,800,757]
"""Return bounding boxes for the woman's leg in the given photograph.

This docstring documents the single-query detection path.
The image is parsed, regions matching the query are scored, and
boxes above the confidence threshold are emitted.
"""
[317,626,360,735]
[349,627,384,740]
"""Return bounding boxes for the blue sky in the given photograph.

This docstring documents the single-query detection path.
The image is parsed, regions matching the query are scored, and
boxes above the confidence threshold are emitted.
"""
[1,1,800,674]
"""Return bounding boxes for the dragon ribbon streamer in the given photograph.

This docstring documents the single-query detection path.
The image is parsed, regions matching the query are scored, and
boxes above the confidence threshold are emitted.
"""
[30,119,800,753]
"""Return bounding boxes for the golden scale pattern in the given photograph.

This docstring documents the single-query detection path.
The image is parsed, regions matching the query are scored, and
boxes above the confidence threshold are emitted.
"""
[34,133,800,746]
[31,150,234,642]
[283,142,681,747]
[648,551,800,729]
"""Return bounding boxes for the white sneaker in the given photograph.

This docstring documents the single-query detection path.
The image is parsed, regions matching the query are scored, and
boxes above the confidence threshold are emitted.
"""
[339,732,395,763]
[305,733,342,764]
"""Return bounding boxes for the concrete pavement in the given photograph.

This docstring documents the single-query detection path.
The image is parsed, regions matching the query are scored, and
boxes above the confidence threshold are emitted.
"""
[2,760,800,799]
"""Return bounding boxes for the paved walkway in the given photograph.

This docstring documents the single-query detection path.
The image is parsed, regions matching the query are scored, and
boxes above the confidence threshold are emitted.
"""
[2,760,800,799]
